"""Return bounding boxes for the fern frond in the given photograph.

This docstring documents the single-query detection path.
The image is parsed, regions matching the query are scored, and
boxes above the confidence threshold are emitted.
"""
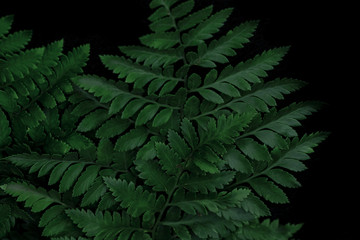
[170,187,250,216]
[66,209,151,240]
[0,47,44,82]
[119,46,182,68]
[103,177,165,218]
[230,132,328,204]
[0,30,32,56]
[191,20,259,67]
[0,181,64,212]
[179,171,235,194]
[236,219,302,240]
[161,213,236,239]
[242,101,320,140]
[0,15,14,38]
[190,47,289,104]
[39,205,79,237]
[100,55,184,92]
[182,8,233,47]
[5,152,107,198]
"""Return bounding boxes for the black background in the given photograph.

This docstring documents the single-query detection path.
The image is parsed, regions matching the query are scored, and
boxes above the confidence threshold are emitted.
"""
[1,1,356,239]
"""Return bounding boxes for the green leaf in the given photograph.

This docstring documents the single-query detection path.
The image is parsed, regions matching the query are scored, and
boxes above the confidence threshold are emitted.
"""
[193,20,259,67]
[59,163,86,193]
[140,32,179,50]
[103,177,163,217]
[171,0,195,19]
[193,158,219,174]
[72,165,101,197]
[179,171,235,194]
[254,130,287,149]
[197,88,224,104]
[1,182,62,212]
[180,118,199,149]
[66,209,149,239]
[119,46,181,68]
[224,148,253,174]
[95,116,131,139]
[184,96,200,118]
[135,104,160,126]
[0,15,14,37]
[178,5,213,31]
[155,142,182,175]
[72,75,121,103]
[115,127,149,152]
[236,138,271,162]
[249,177,289,204]
[167,129,191,159]
[122,99,147,119]
[265,168,301,188]
[77,109,110,132]
[182,8,233,47]
[152,108,173,127]
[0,30,32,55]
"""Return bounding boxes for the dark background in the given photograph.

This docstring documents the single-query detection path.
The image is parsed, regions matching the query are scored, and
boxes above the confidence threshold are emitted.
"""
[1,1,356,239]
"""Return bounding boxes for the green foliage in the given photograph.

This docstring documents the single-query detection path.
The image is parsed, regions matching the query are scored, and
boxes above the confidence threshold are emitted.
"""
[0,1,328,239]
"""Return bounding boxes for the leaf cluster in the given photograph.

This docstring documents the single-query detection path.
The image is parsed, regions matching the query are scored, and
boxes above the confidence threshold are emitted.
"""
[0,1,328,239]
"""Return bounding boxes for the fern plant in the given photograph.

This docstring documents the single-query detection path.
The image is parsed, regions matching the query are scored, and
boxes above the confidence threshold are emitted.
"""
[0,1,328,239]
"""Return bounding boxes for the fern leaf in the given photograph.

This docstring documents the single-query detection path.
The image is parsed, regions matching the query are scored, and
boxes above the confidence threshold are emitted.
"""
[191,47,289,104]
[66,209,151,240]
[265,168,301,188]
[243,102,320,139]
[240,193,271,218]
[95,116,131,139]
[236,138,272,162]
[77,109,110,132]
[119,46,182,68]
[182,8,233,47]
[237,219,302,240]
[179,171,235,194]
[248,177,289,204]
[140,32,180,50]
[80,178,107,207]
[180,118,199,149]
[178,5,213,32]
[170,187,250,216]
[39,205,76,237]
[192,20,259,67]
[0,47,44,82]
[72,165,101,197]
[167,129,191,159]
[0,15,14,37]
[155,141,182,175]
[0,30,32,55]
[273,132,329,172]
[0,181,64,212]
[224,148,253,174]
[103,177,165,218]
[100,55,183,90]
[161,213,236,239]
[135,140,177,193]
[115,126,149,151]
[6,153,103,198]
[171,0,195,19]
